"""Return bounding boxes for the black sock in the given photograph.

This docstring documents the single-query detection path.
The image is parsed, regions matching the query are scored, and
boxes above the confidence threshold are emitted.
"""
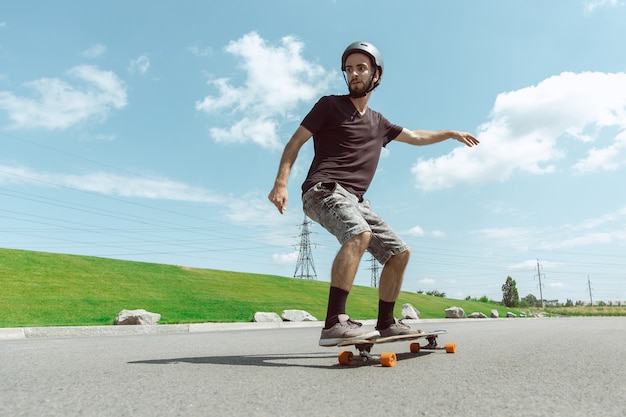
[324,286,349,329]
[377,300,396,330]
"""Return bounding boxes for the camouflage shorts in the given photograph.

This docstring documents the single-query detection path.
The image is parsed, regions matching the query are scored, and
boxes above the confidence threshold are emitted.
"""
[302,182,409,265]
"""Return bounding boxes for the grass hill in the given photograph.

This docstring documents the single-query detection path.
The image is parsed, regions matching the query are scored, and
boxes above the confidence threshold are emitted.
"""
[1,247,521,328]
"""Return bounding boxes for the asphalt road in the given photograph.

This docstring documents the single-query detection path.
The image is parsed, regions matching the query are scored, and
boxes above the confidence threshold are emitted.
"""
[1,317,625,417]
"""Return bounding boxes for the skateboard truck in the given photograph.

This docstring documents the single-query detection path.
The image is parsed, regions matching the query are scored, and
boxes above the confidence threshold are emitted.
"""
[340,343,397,367]
[423,335,439,349]
[336,330,456,367]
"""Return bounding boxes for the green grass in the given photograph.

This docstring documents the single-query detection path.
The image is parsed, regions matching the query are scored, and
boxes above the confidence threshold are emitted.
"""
[543,306,626,316]
[1,247,522,328]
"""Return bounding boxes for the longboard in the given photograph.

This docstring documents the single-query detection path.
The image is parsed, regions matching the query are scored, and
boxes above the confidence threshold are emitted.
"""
[334,330,456,367]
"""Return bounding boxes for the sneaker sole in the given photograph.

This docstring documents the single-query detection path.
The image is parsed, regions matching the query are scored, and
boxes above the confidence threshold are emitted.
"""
[319,330,380,347]
[372,332,425,344]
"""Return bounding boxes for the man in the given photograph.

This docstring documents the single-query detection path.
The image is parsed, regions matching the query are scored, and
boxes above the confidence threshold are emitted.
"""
[268,41,479,346]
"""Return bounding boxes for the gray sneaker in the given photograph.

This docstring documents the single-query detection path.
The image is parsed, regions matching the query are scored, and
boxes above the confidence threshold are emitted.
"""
[319,314,380,347]
[377,319,423,338]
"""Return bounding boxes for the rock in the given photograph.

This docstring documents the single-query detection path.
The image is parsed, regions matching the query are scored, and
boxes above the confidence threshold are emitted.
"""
[490,309,499,318]
[401,303,420,319]
[281,309,317,322]
[507,312,517,318]
[114,309,160,325]
[468,312,488,319]
[445,306,467,318]
[253,312,282,322]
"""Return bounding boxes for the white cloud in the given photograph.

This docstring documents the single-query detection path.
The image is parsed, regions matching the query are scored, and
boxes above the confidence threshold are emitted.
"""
[272,251,299,265]
[431,230,446,239]
[210,116,279,148]
[411,72,626,191]
[82,43,106,58]
[406,225,425,237]
[187,44,212,57]
[476,227,532,240]
[0,164,224,204]
[405,226,445,239]
[0,163,294,236]
[568,206,626,231]
[508,259,562,271]
[474,227,534,252]
[0,65,127,130]
[221,191,281,226]
[584,0,624,13]
[419,278,435,285]
[80,133,117,142]
[534,207,626,250]
[196,32,333,150]
[540,230,626,250]
[477,206,626,252]
[508,259,539,270]
[573,129,626,172]
[128,55,150,75]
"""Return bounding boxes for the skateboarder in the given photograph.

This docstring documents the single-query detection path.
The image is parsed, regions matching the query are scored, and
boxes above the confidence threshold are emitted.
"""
[268,41,479,346]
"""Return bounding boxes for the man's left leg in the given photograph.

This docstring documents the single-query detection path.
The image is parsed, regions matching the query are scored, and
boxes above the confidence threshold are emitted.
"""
[376,249,422,336]
[358,199,421,335]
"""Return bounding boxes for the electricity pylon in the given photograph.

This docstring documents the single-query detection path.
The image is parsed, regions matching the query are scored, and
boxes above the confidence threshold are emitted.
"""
[368,254,380,288]
[293,216,317,280]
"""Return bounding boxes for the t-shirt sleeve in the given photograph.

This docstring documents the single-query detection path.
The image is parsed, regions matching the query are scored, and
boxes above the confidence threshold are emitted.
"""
[301,96,329,135]
[382,117,403,146]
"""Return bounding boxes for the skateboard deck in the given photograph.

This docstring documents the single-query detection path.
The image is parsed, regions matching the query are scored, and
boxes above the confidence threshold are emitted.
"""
[334,330,456,367]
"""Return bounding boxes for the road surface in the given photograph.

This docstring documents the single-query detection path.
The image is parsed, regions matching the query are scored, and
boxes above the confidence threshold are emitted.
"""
[1,317,624,416]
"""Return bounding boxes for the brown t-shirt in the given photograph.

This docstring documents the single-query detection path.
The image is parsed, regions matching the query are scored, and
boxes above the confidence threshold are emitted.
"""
[301,95,403,201]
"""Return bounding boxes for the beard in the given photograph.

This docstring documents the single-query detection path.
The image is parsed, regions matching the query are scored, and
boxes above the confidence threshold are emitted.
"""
[348,79,372,98]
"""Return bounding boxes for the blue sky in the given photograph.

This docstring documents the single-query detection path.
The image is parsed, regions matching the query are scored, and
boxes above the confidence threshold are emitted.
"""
[1,0,625,304]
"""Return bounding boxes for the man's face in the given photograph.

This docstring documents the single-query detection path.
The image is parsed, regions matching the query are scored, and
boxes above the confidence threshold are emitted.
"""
[344,52,378,96]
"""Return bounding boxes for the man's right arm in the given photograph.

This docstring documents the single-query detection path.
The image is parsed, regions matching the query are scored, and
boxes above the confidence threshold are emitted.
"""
[268,125,313,214]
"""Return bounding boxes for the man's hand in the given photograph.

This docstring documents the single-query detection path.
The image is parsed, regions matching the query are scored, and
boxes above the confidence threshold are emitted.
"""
[268,185,288,214]
[455,131,480,147]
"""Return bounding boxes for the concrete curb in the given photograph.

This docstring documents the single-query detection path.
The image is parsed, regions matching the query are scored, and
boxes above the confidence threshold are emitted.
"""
[0,318,460,340]
[0,321,326,340]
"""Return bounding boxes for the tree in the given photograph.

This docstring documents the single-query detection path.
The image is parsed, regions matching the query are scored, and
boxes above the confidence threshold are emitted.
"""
[502,276,519,307]
[426,290,446,297]
[522,293,539,307]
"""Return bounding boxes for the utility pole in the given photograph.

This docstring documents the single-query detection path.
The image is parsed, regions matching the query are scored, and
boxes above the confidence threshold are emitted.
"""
[535,259,545,308]
[587,275,593,307]
[368,255,380,288]
[293,216,317,280]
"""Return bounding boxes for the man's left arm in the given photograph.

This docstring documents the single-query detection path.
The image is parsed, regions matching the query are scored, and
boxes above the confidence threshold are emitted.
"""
[394,128,479,147]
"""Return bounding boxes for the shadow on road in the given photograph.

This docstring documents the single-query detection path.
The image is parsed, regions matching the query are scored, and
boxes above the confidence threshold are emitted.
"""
[128,351,431,369]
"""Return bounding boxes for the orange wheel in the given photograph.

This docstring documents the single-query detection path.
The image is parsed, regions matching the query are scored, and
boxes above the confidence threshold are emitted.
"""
[380,352,397,367]
[338,350,354,366]
[410,342,421,353]
[445,342,457,354]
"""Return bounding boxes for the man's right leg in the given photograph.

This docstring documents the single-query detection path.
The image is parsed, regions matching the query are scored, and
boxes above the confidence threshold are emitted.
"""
[302,183,380,345]
[319,232,380,346]
[324,231,371,328]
